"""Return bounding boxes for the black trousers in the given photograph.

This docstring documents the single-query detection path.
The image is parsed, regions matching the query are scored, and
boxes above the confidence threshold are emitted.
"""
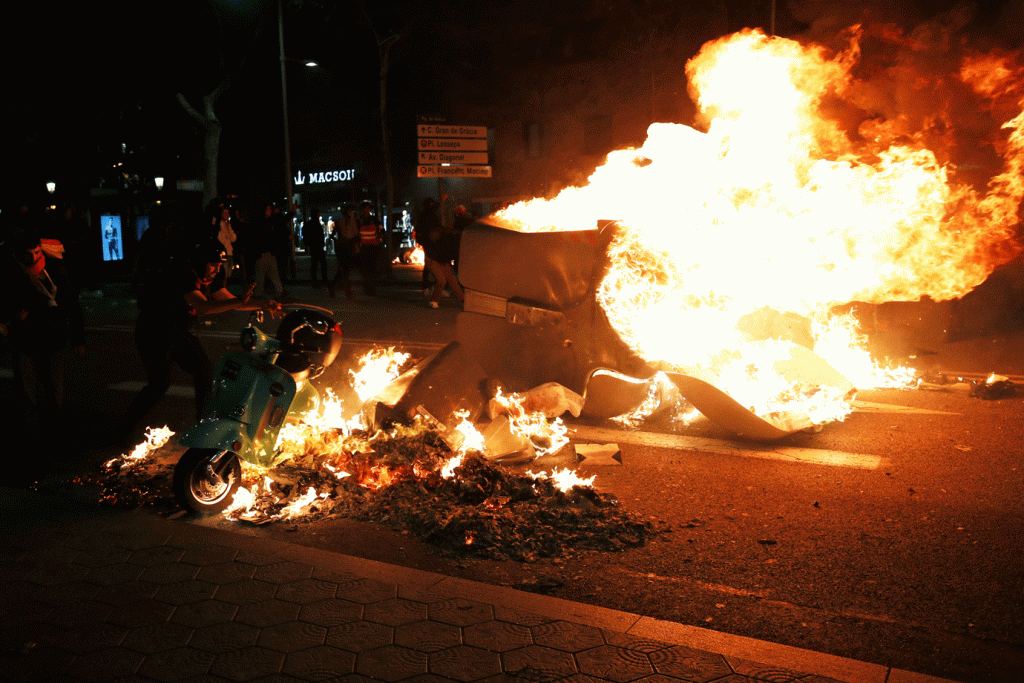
[119,317,213,435]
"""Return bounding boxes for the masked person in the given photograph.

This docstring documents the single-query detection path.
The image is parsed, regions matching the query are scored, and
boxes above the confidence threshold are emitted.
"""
[117,238,280,444]
[0,229,86,437]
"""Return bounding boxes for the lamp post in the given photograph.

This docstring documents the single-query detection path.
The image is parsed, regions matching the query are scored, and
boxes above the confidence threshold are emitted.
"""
[278,0,319,210]
[279,0,293,213]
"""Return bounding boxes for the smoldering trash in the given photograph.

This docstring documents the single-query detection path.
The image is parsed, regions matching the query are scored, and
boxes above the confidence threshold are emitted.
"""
[94,422,666,563]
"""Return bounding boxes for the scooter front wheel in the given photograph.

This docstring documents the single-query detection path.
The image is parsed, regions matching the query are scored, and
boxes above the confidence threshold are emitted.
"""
[173,448,242,514]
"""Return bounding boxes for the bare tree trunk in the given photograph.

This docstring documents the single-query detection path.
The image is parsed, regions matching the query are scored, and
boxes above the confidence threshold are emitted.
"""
[178,80,229,208]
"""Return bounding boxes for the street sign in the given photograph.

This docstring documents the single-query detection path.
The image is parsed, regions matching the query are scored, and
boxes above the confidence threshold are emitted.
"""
[416,124,486,138]
[417,137,488,151]
[418,151,488,164]
[418,165,493,178]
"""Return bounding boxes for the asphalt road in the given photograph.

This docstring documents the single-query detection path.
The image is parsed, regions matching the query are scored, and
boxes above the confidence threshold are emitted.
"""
[4,270,1023,683]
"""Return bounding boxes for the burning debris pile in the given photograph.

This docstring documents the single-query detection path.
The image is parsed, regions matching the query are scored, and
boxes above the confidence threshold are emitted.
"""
[230,425,657,562]
[95,348,661,562]
[97,420,659,562]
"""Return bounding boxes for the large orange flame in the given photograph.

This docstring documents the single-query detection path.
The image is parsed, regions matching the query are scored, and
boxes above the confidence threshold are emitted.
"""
[497,26,1024,424]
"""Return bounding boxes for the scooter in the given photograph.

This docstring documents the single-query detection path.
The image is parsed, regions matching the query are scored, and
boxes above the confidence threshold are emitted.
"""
[172,307,343,514]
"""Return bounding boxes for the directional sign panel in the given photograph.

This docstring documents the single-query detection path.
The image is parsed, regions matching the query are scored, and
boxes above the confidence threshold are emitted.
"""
[418,138,488,151]
[419,151,488,164]
[417,125,486,138]
[418,165,493,178]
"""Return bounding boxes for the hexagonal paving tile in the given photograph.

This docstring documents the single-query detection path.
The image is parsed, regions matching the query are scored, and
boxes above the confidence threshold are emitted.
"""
[198,561,259,584]
[576,645,654,682]
[49,600,114,629]
[56,621,129,654]
[190,621,261,654]
[334,578,397,604]
[106,598,176,628]
[71,546,134,568]
[83,562,147,587]
[258,620,328,653]
[235,599,302,628]
[210,645,286,681]
[463,621,532,652]
[429,644,503,682]
[648,645,733,682]
[530,621,605,652]
[275,578,338,604]
[169,599,239,628]
[253,561,315,585]
[154,579,219,605]
[730,658,810,681]
[64,646,145,682]
[298,598,363,627]
[357,644,428,681]
[363,598,428,627]
[325,620,394,652]
[111,530,173,551]
[121,621,196,654]
[283,644,357,680]
[179,544,240,566]
[601,630,671,654]
[127,545,186,567]
[136,646,215,681]
[31,579,101,606]
[502,645,578,682]
[234,549,283,566]
[94,579,161,606]
[427,598,494,627]
[140,562,201,585]
[0,643,75,681]
[395,620,462,652]
[26,559,92,586]
[216,578,279,605]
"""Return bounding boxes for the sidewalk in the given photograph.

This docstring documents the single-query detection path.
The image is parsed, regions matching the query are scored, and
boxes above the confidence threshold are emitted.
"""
[0,486,957,683]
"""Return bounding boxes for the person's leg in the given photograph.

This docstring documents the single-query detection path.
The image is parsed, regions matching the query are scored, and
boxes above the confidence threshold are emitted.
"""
[425,257,447,305]
[118,328,174,439]
[171,333,215,421]
[441,262,465,301]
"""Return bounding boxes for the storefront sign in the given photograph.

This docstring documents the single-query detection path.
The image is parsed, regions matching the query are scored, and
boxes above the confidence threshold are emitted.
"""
[294,168,357,186]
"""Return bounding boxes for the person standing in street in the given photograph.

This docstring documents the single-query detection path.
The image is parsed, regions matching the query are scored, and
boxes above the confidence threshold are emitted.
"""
[211,201,238,281]
[304,210,328,288]
[416,197,464,309]
[358,204,383,295]
[0,228,86,437]
[252,204,286,300]
[116,238,280,444]
[328,206,360,298]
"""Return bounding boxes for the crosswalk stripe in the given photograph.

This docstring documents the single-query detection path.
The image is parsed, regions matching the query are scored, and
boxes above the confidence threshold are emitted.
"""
[567,424,889,470]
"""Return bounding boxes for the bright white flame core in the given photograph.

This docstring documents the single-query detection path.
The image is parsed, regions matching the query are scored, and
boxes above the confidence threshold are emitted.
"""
[496,28,1024,423]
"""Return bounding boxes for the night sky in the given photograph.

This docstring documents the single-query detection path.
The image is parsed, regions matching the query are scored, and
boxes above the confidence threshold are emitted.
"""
[4,0,1022,217]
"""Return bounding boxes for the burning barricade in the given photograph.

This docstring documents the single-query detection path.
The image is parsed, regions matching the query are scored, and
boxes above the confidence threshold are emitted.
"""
[96,345,660,561]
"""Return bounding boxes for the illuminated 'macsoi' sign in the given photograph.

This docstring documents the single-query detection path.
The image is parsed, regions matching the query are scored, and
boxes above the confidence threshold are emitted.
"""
[294,168,356,185]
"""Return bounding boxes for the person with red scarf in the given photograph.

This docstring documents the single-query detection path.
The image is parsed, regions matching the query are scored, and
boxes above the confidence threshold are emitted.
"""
[0,229,85,434]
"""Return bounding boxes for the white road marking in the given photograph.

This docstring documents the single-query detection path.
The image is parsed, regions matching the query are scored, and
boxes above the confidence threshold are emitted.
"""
[852,400,959,415]
[568,425,889,470]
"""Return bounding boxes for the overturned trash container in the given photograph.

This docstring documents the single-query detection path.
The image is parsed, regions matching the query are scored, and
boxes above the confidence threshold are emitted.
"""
[362,341,489,451]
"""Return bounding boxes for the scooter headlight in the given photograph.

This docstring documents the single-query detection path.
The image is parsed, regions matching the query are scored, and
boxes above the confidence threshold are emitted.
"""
[240,327,258,351]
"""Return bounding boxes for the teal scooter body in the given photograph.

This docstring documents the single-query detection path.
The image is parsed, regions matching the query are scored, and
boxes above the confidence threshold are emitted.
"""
[173,308,342,514]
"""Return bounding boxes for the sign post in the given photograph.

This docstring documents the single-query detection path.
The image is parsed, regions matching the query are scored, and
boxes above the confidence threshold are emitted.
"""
[415,118,491,179]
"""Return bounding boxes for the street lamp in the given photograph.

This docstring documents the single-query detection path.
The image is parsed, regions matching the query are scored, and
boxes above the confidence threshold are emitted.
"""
[154,177,165,190]
[46,181,56,194]
[278,0,318,213]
